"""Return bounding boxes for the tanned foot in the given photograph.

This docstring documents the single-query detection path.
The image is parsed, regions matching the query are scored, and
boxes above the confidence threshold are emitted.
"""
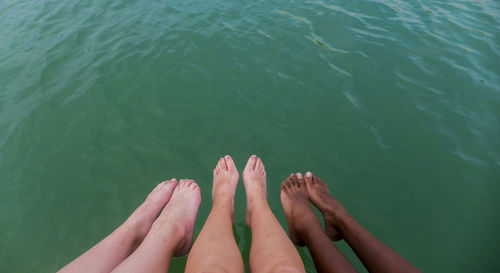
[149,179,201,257]
[242,155,267,226]
[280,173,324,247]
[124,179,178,239]
[304,171,348,241]
[213,155,239,224]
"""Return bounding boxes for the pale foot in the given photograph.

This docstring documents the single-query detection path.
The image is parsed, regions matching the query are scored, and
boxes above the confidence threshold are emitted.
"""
[280,174,324,247]
[149,179,201,257]
[242,155,267,226]
[124,179,178,239]
[304,172,347,241]
[212,155,239,224]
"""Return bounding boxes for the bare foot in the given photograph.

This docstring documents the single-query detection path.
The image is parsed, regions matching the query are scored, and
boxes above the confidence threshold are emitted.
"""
[280,173,324,247]
[304,172,348,241]
[242,155,267,226]
[149,179,201,257]
[124,179,178,239]
[212,155,239,224]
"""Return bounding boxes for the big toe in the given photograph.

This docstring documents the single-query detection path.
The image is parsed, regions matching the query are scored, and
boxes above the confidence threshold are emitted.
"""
[161,179,178,195]
[224,155,237,172]
[244,155,257,171]
[148,179,177,199]
[295,172,306,188]
[304,171,313,185]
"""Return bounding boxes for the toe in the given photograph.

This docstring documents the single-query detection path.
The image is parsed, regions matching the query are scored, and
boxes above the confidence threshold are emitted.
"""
[285,177,293,186]
[312,174,319,185]
[178,179,186,187]
[256,157,263,170]
[305,171,313,185]
[290,174,298,186]
[166,178,177,187]
[296,172,305,188]
[318,176,329,191]
[161,179,178,193]
[318,176,326,186]
[222,156,229,170]
[245,155,257,170]
[224,155,236,171]
[218,158,224,170]
[180,179,193,188]
[158,178,176,188]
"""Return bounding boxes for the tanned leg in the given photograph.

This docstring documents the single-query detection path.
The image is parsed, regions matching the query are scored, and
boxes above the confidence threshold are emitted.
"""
[305,172,421,273]
[111,179,201,273]
[58,179,178,273]
[243,155,305,273]
[185,155,244,273]
[281,173,358,273]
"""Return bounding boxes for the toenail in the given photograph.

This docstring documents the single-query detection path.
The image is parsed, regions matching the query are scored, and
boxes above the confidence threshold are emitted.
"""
[306,172,312,178]
[251,155,257,158]
[296,173,303,179]
[225,155,231,159]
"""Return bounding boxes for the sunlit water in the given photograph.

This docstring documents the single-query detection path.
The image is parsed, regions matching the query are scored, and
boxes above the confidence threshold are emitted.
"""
[1,0,499,272]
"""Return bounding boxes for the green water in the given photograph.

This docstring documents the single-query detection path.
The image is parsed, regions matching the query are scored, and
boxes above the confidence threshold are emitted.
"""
[1,0,499,272]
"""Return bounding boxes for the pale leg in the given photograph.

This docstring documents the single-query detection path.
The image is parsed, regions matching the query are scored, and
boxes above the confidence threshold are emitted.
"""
[243,155,306,273]
[185,155,244,273]
[58,180,178,273]
[111,179,201,273]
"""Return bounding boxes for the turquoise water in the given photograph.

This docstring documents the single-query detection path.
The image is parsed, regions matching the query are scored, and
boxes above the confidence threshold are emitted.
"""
[1,0,499,272]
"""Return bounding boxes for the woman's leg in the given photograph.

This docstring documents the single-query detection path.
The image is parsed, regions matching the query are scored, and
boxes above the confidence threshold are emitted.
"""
[305,172,421,273]
[243,155,306,273]
[58,179,178,273]
[281,173,357,273]
[111,179,201,273]
[185,155,244,273]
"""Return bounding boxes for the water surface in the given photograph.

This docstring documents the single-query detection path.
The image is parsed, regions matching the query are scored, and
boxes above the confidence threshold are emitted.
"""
[1,0,499,272]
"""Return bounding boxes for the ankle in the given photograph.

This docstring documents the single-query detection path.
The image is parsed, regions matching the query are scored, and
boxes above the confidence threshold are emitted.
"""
[248,196,268,211]
[211,201,234,216]
[322,200,349,220]
[212,196,234,209]
[123,215,151,239]
[149,218,186,240]
[302,225,330,245]
[335,212,355,232]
